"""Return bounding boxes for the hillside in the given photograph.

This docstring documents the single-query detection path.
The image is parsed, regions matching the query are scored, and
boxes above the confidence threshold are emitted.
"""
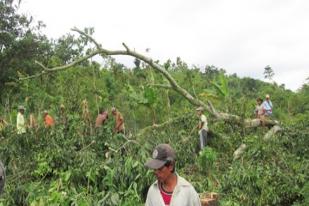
[0,1,308,205]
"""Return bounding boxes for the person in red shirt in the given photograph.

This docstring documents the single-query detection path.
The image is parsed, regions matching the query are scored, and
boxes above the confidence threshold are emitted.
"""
[43,110,55,128]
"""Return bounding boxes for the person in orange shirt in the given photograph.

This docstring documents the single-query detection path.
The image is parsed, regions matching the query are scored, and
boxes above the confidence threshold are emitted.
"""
[111,107,125,134]
[43,110,55,128]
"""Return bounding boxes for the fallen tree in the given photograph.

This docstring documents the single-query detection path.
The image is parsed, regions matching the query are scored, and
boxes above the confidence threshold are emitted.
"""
[19,28,281,157]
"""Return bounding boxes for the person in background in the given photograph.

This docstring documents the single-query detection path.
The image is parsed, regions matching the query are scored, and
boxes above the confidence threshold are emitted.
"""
[59,104,67,127]
[255,97,265,126]
[196,107,208,150]
[262,94,273,116]
[43,110,55,128]
[255,98,265,118]
[95,108,108,128]
[29,112,38,129]
[111,107,125,134]
[0,117,8,130]
[16,106,26,134]
[145,144,201,206]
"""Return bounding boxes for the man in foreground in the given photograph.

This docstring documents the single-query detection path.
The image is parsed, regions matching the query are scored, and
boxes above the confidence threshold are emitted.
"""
[145,144,201,206]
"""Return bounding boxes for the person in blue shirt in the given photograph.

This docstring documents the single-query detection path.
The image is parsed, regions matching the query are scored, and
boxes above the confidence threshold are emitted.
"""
[262,94,273,116]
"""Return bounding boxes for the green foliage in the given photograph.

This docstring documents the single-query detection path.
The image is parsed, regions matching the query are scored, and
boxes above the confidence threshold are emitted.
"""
[197,147,217,176]
[0,0,52,95]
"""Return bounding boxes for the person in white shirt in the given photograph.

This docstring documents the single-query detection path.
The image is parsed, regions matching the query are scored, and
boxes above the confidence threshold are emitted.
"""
[16,106,26,134]
[196,107,208,150]
[145,144,201,206]
[255,98,265,118]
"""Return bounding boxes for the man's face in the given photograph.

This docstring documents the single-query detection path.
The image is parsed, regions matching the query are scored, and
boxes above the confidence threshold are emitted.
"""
[196,110,202,116]
[153,163,173,183]
[20,109,24,114]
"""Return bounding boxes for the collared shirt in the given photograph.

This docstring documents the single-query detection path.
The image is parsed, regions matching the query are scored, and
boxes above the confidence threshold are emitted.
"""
[262,100,273,115]
[145,174,201,206]
[17,112,26,134]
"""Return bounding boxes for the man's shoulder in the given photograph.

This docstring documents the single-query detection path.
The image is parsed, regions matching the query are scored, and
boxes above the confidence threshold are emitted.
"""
[147,180,159,194]
[177,175,193,187]
[149,180,158,187]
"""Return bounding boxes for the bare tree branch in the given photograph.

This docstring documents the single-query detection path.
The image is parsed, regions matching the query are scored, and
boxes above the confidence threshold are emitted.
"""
[263,125,282,140]
[35,60,49,70]
[233,143,247,160]
[148,84,172,89]
[72,27,101,50]
[18,70,47,81]
[122,43,130,52]
[18,50,101,81]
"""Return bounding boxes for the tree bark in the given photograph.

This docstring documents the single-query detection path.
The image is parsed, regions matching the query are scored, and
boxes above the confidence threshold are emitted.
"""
[263,125,282,140]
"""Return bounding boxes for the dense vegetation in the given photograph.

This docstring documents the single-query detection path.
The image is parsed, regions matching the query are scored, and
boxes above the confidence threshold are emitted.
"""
[0,1,308,205]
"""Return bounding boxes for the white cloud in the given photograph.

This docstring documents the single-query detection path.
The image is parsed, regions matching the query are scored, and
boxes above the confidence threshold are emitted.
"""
[20,0,309,91]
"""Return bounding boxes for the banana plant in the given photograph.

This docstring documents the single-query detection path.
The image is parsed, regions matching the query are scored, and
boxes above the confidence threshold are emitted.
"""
[199,73,230,111]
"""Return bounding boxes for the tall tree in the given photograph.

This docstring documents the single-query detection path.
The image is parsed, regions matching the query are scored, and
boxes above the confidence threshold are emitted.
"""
[263,65,274,81]
[0,0,51,95]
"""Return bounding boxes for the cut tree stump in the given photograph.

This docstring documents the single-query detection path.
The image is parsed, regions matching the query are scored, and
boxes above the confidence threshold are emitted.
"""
[200,192,219,206]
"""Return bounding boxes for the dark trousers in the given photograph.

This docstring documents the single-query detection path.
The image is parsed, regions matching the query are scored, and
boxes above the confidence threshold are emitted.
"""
[199,129,208,150]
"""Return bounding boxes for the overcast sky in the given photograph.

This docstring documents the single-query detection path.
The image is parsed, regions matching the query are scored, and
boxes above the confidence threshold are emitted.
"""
[19,0,309,91]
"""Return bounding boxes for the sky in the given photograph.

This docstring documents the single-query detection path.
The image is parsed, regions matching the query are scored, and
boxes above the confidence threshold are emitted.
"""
[19,0,309,91]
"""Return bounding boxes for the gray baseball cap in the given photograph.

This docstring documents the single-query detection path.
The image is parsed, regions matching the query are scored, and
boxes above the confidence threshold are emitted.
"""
[145,144,176,169]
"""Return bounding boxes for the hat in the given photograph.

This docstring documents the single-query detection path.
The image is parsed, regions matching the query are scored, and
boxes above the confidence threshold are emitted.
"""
[43,110,48,114]
[265,94,270,98]
[145,144,176,169]
[196,106,204,111]
[18,105,25,110]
